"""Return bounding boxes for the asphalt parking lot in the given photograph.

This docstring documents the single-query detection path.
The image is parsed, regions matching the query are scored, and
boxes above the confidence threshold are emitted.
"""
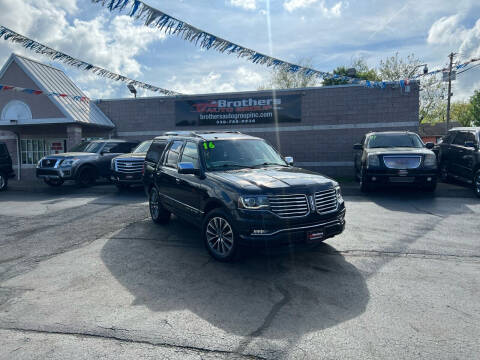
[1,183,479,359]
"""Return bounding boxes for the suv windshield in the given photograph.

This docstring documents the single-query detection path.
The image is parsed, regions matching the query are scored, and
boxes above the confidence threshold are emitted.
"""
[202,139,287,170]
[69,141,103,153]
[133,140,153,154]
[367,134,424,148]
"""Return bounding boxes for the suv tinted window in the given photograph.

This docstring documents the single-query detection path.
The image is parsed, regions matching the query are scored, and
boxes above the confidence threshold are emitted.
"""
[180,141,199,168]
[103,142,136,153]
[464,132,476,143]
[165,140,184,168]
[145,141,167,164]
[452,132,467,145]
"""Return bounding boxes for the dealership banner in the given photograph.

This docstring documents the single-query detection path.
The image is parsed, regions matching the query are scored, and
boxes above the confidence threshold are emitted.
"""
[175,95,301,127]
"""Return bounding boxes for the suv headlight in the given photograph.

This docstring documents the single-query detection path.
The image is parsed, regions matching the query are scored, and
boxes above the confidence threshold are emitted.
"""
[335,186,344,204]
[366,154,380,168]
[238,195,269,209]
[424,154,437,168]
[60,158,79,167]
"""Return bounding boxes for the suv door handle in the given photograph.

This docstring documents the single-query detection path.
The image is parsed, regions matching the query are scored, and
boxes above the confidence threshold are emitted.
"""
[175,178,181,184]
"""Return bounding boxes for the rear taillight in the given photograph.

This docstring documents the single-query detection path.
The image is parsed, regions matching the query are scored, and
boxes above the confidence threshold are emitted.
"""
[141,163,145,175]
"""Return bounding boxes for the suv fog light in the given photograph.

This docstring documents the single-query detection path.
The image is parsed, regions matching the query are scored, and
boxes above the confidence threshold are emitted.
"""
[427,177,432,182]
[252,229,268,235]
[372,176,377,181]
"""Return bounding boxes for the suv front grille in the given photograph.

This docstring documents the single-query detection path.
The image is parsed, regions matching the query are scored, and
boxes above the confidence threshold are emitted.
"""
[383,155,421,169]
[314,188,338,214]
[268,194,309,218]
[115,158,144,173]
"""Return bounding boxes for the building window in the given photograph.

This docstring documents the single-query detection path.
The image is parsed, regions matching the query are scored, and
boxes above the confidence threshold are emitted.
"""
[1,100,32,123]
[20,139,65,165]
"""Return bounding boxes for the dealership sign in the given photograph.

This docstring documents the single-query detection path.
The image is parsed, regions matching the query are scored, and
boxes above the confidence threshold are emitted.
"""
[175,94,301,126]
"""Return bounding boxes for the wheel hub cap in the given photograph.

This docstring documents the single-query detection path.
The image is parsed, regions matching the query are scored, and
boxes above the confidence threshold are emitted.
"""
[206,217,233,257]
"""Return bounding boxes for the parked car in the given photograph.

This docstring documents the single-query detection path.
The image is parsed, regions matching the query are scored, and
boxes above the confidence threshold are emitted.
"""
[36,139,139,187]
[353,131,437,192]
[0,142,15,191]
[437,127,480,198]
[111,140,153,189]
[143,131,346,261]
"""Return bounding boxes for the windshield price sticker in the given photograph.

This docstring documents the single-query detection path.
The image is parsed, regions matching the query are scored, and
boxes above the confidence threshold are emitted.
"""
[203,142,216,150]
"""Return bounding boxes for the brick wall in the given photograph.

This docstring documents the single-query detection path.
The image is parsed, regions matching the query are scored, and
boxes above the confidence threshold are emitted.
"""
[98,83,419,178]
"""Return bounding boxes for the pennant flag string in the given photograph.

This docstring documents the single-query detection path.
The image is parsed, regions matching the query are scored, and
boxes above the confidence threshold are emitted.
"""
[0,83,90,102]
[91,0,364,84]
[0,25,180,96]
[92,0,480,88]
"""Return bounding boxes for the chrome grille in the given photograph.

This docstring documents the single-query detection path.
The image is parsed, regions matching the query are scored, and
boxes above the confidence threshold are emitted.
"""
[268,194,309,218]
[315,188,338,214]
[383,156,421,169]
[115,158,144,173]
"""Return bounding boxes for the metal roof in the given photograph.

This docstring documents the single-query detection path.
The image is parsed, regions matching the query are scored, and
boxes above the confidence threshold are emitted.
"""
[7,54,114,128]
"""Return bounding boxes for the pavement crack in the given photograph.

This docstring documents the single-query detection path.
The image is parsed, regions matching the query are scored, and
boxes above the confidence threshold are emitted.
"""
[235,284,292,354]
[0,326,266,360]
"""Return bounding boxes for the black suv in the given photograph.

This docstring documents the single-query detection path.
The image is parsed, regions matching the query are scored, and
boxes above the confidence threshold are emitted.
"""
[111,140,152,189]
[437,127,480,198]
[353,131,437,192]
[0,142,15,191]
[36,139,138,187]
[143,131,346,261]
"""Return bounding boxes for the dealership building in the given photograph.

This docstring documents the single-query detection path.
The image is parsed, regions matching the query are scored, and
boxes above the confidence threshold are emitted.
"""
[0,53,419,180]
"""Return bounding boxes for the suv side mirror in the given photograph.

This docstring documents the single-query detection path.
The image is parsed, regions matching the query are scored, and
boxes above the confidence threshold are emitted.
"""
[425,142,435,149]
[353,143,363,150]
[464,141,478,149]
[178,162,197,175]
[284,156,294,166]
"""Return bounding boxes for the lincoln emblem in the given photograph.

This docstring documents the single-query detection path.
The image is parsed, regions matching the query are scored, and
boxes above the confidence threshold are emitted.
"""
[309,195,316,211]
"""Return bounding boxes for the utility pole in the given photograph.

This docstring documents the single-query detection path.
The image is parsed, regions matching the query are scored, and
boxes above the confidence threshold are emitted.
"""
[446,52,456,133]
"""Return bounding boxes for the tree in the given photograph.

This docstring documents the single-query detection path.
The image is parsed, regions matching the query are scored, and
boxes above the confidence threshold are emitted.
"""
[258,59,321,90]
[379,52,447,124]
[450,102,474,126]
[470,90,480,126]
[322,59,379,86]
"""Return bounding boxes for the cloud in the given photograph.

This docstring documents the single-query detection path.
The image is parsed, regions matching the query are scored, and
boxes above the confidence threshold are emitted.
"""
[167,72,237,94]
[0,0,167,99]
[230,0,257,10]
[427,15,464,45]
[283,0,343,16]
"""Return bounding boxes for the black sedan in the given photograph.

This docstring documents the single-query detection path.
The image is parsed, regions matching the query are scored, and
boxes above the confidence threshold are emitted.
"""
[353,131,438,192]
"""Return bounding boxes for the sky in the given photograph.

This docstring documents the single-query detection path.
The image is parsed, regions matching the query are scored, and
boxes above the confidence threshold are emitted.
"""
[0,0,479,102]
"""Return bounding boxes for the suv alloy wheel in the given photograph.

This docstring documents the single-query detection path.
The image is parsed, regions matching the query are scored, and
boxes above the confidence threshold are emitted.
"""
[149,187,171,224]
[474,170,480,198]
[203,209,238,262]
[0,172,7,191]
[439,163,449,182]
[76,167,96,187]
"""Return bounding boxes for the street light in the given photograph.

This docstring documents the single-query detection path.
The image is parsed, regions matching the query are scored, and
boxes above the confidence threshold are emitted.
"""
[412,63,428,76]
[127,84,137,98]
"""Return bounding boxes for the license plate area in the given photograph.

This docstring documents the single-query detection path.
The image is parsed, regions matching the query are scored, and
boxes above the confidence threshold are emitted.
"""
[306,229,325,243]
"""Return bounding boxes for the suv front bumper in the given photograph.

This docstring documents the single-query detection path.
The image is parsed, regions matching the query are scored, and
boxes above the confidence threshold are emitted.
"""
[363,168,437,186]
[110,170,143,185]
[234,205,346,247]
[36,168,74,180]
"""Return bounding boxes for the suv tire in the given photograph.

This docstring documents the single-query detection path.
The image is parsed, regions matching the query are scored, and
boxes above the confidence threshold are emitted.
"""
[149,187,171,224]
[359,170,371,193]
[439,163,450,183]
[0,171,7,191]
[203,208,239,262]
[474,170,480,198]
[76,166,96,187]
[44,178,64,187]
